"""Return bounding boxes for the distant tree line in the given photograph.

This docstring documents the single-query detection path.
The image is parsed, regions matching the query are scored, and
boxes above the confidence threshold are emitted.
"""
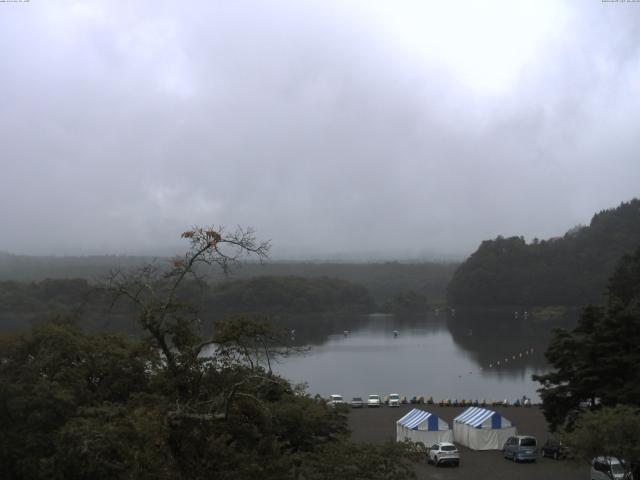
[0,275,377,335]
[0,267,450,334]
[205,276,374,315]
[379,290,428,314]
[0,253,457,305]
[447,199,640,306]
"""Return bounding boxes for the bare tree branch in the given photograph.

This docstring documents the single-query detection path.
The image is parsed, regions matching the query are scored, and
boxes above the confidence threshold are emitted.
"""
[99,225,270,396]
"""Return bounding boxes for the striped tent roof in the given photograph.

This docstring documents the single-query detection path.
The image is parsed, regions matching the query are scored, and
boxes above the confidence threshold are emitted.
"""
[453,407,498,428]
[397,409,434,429]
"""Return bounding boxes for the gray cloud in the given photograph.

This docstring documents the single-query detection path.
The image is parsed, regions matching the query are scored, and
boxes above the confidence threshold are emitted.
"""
[1,0,638,259]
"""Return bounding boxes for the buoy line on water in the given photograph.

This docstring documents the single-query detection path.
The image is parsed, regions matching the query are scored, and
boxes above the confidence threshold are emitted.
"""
[487,347,535,369]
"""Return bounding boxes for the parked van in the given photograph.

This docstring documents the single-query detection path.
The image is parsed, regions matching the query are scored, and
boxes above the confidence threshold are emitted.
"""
[502,435,537,463]
[591,457,632,480]
[540,438,570,460]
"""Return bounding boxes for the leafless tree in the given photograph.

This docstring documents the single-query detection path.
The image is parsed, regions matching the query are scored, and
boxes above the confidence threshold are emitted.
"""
[102,226,306,421]
[104,225,270,374]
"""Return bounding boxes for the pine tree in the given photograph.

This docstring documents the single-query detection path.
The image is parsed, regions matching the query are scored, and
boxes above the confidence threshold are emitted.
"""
[535,246,640,430]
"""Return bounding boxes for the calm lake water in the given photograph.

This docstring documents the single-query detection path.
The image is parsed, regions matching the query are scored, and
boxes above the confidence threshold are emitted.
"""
[275,309,576,403]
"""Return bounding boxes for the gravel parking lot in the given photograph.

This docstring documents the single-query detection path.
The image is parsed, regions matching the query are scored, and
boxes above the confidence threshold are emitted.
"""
[348,405,589,480]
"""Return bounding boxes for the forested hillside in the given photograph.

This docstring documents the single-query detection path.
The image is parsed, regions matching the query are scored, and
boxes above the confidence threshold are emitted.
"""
[447,199,640,306]
[0,254,457,304]
[205,276,374,314]
[0,276,374,333]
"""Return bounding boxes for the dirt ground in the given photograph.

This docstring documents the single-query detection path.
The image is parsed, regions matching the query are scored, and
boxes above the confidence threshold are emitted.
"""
[347,405,589,480]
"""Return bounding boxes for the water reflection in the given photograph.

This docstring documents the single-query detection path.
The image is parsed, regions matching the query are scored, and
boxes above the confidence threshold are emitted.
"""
[274,309,578,402]
[447,308,577,374]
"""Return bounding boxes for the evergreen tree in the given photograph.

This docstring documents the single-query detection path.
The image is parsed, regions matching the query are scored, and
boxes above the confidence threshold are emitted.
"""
[448,198,640,306]
[534,246,640,430]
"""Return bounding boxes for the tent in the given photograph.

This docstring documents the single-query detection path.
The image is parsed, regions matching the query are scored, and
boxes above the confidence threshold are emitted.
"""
[453,407,516,450]
[396,409,453,444]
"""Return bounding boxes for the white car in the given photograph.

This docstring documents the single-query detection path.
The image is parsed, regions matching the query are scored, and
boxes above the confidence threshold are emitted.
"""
[591,457,632,480]
[428,442,460,467]
[327,394,345,407]
[367,394,382,407]
[388,393,401,407]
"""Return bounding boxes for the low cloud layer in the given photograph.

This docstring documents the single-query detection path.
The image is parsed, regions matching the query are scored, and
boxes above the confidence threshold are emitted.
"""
[1,1,639,259]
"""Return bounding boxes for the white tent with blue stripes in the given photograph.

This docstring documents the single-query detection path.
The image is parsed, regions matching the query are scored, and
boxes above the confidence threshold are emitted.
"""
[396,409,453,444]
[453,407,516,450]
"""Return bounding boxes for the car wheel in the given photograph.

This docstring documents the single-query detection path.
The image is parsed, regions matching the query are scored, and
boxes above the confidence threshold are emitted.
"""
[435,458,440,468]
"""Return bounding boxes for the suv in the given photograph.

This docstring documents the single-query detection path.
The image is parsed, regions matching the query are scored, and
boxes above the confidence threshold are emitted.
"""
[541,438,569,460]
[428,442,460,467]
[502,436,537,463]
[591,457,632,480]
[350,396,364,408]
[327,394,345,407]
[367,394,382,407]
[388,393,401,407]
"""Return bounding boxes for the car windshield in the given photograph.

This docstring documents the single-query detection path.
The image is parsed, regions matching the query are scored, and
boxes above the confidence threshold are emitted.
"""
[520,438,536,447]
[441,445,457,451]
[331,396,342,401]
[369,395,379,399]
[390,394,399,399]
[611,463,624,474]
[352,397,362,401]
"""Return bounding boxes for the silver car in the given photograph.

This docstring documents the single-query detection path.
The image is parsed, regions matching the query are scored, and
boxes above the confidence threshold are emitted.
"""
[502,435,537,463]
[428,442,460,467]
[591,457,633,480]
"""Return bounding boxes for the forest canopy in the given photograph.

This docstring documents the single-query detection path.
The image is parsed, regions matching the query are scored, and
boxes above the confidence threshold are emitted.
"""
[0,275,373,335]
[533,245,640,476]
[447,199,640,306]
[0,226,420,480]
[534,245,640,430]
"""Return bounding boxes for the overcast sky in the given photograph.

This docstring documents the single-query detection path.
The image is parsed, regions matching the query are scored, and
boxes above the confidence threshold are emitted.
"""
[1,1,639,260]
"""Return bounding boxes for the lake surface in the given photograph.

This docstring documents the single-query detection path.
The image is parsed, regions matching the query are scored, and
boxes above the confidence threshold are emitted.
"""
[275,309,576,403]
